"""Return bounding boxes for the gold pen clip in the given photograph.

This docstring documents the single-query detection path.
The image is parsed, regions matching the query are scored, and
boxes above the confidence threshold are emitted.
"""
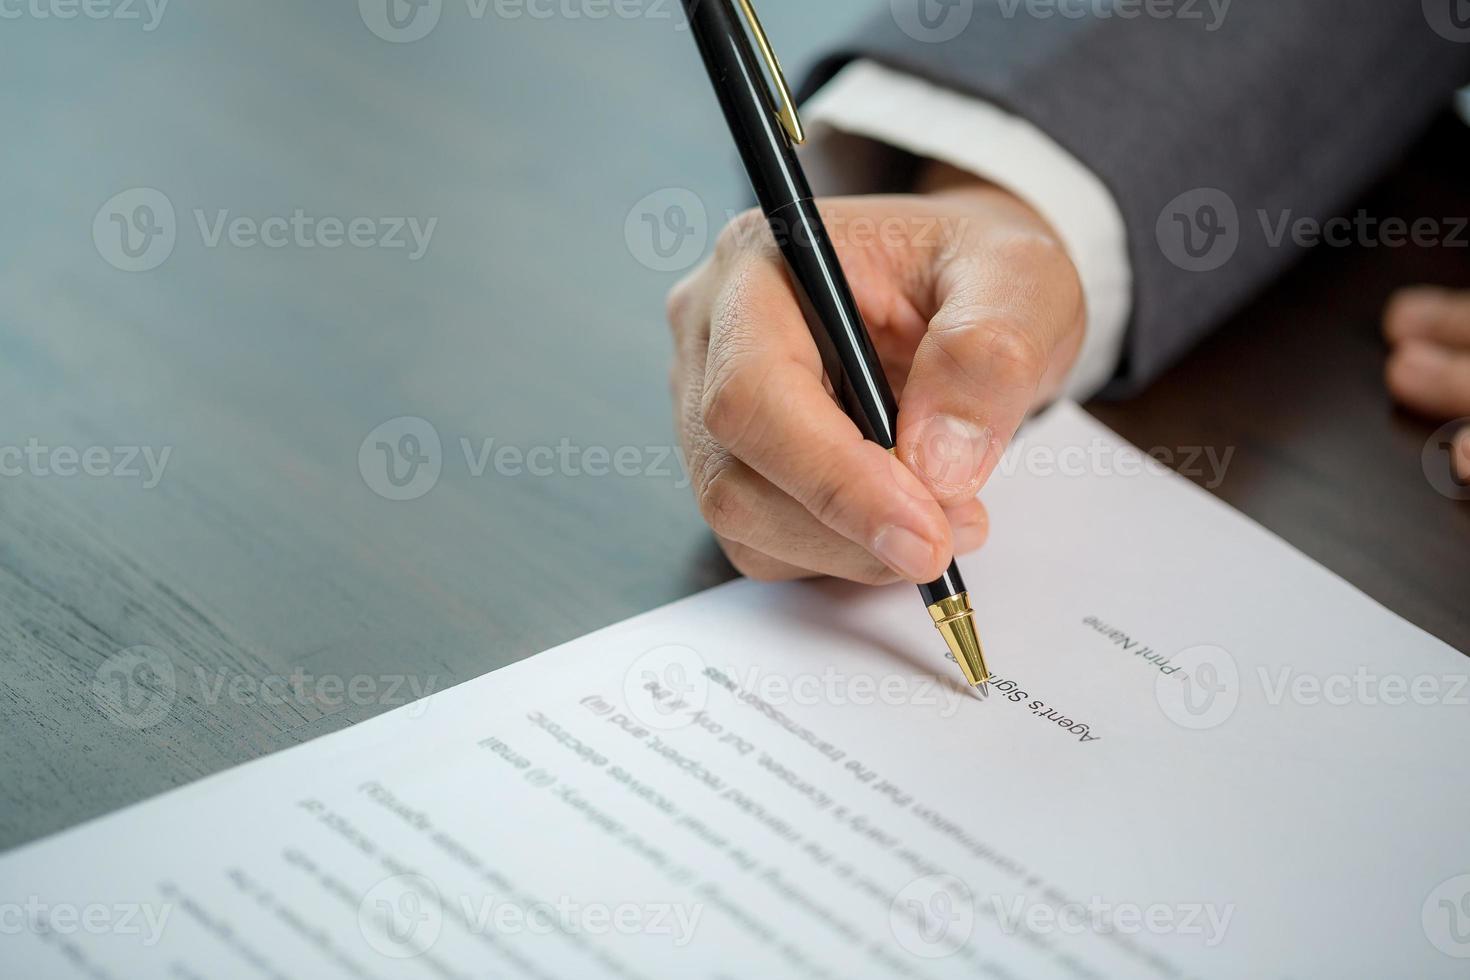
[732,0,805,145]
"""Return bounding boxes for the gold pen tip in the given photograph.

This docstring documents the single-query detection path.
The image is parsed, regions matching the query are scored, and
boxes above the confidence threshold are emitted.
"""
[927,593,991,689]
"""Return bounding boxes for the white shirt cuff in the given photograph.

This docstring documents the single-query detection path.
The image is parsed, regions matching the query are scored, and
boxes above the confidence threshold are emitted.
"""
[799,60,1133,401]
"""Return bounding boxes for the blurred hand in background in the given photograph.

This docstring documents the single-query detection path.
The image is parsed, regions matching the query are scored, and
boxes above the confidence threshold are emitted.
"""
[1385,287,1470,482]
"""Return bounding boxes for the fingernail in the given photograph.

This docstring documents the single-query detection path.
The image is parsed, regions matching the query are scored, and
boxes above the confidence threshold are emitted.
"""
[912,416,992,493]
[1456,431,1470,483]
[873,525,938,581]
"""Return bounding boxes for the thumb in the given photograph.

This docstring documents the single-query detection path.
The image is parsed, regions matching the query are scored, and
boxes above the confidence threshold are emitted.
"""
[895,235,1084,505]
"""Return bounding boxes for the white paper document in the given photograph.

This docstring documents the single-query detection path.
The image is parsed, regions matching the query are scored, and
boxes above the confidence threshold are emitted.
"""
[5,403,1469,979]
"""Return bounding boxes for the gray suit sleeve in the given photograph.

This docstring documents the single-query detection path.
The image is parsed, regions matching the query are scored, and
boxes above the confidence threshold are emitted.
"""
[805,1,1470,393]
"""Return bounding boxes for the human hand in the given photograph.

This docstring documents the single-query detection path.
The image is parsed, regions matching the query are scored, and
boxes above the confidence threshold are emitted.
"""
[1384,286,1470,482]
[665,169,1084,585]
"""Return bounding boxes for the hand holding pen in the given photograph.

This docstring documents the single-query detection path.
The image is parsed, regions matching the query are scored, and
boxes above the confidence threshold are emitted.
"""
[672,0,1086,685]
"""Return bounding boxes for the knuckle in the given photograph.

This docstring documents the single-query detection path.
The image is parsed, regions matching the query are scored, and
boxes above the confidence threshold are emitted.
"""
[700,356,765,453]
[973,323,1048,390]
[693,455,749,538]
[714,208,771,263]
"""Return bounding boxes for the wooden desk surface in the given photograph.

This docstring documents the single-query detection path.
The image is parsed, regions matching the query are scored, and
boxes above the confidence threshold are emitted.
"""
[1,4,1465,853]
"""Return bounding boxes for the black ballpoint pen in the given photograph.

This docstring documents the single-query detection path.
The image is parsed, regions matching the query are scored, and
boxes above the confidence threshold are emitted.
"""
[678,0,991,690]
